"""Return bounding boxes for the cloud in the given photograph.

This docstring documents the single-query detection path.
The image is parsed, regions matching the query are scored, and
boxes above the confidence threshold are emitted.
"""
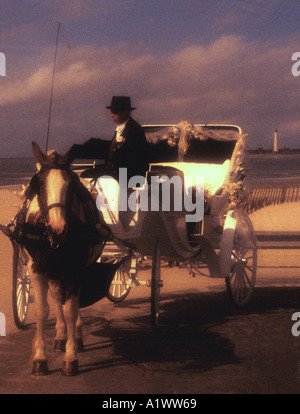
[0,23,37,43]
[214,11,243,32]
[36,0,96,21]
[237,0,281,19]
[1,34,300,156]
[0,22,41,55]
[36,0,139,22]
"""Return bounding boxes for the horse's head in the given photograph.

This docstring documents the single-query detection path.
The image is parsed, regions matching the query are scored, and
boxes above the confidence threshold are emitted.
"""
[32,142,75,247]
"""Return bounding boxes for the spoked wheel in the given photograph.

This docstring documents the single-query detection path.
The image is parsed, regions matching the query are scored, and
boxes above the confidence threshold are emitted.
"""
[12,244,31,329]
[106,261,132,303]
[151,239,163,330]
[225,212,257,308]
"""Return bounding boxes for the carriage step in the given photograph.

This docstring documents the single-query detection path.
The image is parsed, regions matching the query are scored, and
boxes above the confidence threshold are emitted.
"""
[111,279,151,287]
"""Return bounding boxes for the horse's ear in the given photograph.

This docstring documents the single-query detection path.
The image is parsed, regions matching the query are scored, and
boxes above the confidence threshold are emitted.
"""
[59,148,75,165]
[32,142,47,165]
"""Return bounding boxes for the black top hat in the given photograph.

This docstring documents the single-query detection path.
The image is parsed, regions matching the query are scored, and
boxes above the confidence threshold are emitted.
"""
[106,96,135,113]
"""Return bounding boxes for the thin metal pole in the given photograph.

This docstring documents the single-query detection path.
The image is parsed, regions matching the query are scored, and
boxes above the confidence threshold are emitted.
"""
[46,22,61,153]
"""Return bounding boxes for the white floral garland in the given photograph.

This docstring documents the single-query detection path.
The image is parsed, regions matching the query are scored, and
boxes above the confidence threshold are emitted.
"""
[163,121,208,150]
[222,134,248,207]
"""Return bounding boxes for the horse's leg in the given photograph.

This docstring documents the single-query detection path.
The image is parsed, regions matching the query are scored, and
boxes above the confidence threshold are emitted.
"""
[76,310,84,353]
[30,265,49,376]
[48,280,67,352]
[61,291,80,376]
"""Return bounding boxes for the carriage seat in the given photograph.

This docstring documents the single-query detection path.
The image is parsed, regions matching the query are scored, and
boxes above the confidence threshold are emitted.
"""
[151,160,231,196]
[88,160,231,238]
[94,176,145,239]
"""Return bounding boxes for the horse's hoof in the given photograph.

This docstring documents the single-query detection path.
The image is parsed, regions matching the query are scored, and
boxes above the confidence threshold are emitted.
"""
[54,339,66,352]
[76,338,84,353]
[61,360,78,376]
[32,359,49,376]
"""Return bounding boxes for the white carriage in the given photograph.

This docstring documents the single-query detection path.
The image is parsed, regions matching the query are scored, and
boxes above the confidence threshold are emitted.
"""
[97,122,257,329]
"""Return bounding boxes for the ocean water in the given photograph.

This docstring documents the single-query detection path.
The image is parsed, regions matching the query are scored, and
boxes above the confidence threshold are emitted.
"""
[0,154,299,187]
[246,154,300,180]
[0,158,36,187]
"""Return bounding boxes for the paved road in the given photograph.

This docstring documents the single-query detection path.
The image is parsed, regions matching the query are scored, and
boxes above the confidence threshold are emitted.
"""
[1,244,300,394]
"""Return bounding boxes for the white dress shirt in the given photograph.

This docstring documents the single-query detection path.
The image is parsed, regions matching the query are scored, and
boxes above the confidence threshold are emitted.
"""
[115,120,128,143]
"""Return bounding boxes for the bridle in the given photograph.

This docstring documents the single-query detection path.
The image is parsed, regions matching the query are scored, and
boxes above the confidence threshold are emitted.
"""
[44,202,67,249]
[46,202,67,214]
[29,163,76,249]
[6,159,112,254]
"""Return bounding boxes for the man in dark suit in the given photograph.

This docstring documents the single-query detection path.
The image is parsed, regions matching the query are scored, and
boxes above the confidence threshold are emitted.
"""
[106,96,148,181]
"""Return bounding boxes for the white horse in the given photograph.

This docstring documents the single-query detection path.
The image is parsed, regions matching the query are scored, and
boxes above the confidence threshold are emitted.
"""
[23,142,110,376]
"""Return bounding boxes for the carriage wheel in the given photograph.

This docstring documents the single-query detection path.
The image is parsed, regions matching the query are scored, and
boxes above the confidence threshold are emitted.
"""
[106,262,132,303]
[151,239,163,330]
[12,244,31,329]
[225,213,257,308]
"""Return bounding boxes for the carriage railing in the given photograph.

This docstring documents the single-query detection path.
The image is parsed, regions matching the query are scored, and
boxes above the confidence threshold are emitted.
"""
[72,160,96,173]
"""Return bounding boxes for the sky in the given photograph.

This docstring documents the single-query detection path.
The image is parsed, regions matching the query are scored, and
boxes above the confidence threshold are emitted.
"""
[0,0,300,157]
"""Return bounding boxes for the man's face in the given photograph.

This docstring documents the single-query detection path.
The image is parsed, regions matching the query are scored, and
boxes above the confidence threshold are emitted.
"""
[110,110,130,125]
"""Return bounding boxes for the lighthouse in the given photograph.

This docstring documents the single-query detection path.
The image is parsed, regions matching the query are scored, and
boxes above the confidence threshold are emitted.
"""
[273,128,278,153]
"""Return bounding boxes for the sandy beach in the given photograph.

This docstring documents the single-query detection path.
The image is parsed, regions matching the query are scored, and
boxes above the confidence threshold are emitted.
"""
[249,202,300,232]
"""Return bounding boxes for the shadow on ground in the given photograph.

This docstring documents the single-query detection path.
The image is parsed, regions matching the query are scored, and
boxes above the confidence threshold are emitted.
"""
[76,285,300,375]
